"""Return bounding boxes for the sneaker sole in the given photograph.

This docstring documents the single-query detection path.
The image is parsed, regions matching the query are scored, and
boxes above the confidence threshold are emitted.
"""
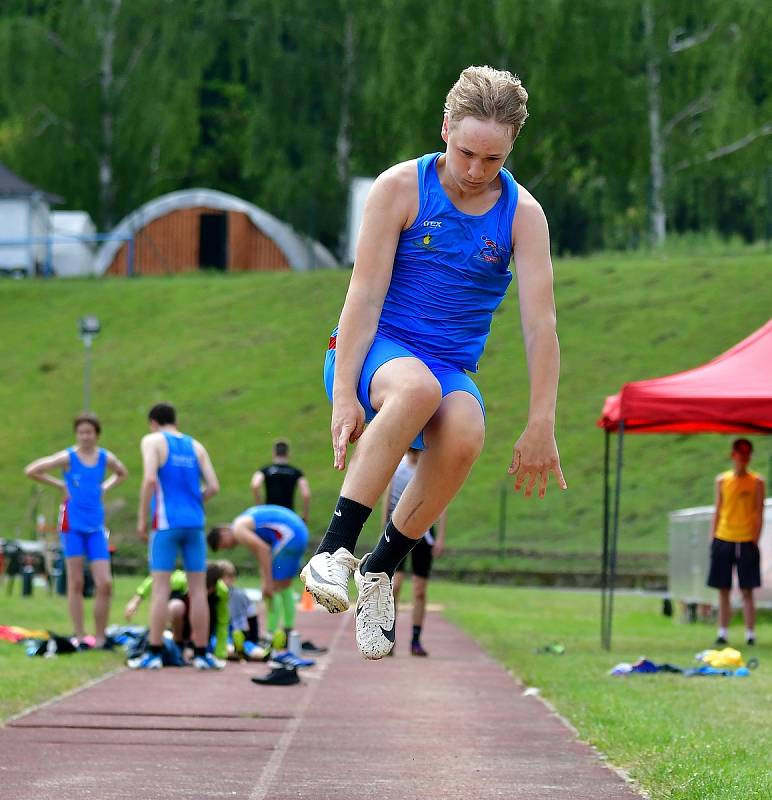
[300,565,350,613]
[357,639,394,660]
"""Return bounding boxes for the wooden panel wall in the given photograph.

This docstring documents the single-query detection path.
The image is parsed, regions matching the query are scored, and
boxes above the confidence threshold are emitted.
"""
[106,208,292,275]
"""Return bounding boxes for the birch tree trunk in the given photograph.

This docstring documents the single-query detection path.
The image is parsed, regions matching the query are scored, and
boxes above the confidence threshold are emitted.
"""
[643,0,666,247]
[97,0,121,228]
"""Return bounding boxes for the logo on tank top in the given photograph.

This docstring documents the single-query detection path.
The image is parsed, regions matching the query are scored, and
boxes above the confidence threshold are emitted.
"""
[476,235,504,264]
[416,231,438,251]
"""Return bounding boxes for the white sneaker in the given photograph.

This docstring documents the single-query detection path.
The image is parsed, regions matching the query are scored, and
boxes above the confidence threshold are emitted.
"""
[193,652,226,670]
[300,547,359,613]
[354,556,396,660]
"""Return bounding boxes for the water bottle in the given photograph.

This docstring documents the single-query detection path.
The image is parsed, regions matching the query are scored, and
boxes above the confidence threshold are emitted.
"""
[287,631,301,656]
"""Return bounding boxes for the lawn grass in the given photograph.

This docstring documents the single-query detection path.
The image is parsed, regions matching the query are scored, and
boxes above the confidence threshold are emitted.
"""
[1,250,770,564]
[0,575,138,721]
[432,581,772,800]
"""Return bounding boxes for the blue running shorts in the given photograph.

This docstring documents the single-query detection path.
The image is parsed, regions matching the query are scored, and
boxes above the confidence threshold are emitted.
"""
[324,332,485,449]
[60,529,110,562]
[150,527,206,572]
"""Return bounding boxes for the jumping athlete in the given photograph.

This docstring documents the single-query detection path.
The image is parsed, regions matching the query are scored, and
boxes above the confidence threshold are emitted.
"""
[25,413,127,649]
[134,403,221,670]
[385,449,447,656]
[208,504,309,639]
[301,65,565,659]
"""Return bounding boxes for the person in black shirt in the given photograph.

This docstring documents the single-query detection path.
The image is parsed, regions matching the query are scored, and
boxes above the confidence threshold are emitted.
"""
[250,439,311,522]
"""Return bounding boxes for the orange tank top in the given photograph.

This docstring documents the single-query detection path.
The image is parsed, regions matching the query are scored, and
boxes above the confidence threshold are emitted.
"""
[715,470,761,543]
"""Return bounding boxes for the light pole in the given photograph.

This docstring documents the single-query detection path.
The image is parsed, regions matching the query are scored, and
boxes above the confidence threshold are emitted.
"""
[78,316,100,411]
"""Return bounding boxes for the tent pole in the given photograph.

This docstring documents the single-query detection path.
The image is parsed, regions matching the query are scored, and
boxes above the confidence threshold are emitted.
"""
[601,429,610,647]
[605,421,625,650]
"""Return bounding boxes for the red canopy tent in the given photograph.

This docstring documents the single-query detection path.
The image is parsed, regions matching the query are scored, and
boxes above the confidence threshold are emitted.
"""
[596,320,772,648]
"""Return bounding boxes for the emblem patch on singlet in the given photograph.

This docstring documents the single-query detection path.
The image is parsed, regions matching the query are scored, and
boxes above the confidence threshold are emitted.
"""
[416,232,437,251]
[476,235,504,264]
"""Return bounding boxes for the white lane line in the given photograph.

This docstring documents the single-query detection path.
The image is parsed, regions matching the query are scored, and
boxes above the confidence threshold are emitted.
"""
[247,612,349,800]
[5,667,125,726]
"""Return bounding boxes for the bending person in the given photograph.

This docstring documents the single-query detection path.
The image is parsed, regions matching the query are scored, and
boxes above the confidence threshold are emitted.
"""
[208,505,308,642]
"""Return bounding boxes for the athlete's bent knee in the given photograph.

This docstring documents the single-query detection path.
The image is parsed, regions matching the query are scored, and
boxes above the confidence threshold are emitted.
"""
[391,374,442,415]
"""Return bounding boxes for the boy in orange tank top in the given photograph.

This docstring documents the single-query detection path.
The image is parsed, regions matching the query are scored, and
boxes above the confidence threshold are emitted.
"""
[707,439,765,645]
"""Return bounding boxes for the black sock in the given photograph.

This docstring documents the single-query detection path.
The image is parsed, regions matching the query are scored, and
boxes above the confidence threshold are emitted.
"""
[247,616,259,643]
[412,625,422,644]
[315,496,372,556]
[193,646,206,658]
[174,640,184,651]
[361,521,419,577]
[149,643,163,656]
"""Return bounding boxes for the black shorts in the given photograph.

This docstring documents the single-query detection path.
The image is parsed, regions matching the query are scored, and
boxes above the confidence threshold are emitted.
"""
[707,539,761,590]
[396,531,434,579]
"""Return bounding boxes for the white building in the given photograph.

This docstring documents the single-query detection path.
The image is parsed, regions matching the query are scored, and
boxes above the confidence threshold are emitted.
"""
[51,211,97,277]
[0,162,62,277]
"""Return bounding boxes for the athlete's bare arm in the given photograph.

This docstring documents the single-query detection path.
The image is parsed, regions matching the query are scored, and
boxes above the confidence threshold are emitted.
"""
[710,475,723,539]
[754,477,765,545]
[233,515,274,597]
[509,187,566,499]
[193,440,220,501]
[102,452,129,493]
[434,509,448,558]
[332,162,418,470]
[298,476,311,522]
[24,450,69,493]
[137,433,165,541]
[250,470,265,504]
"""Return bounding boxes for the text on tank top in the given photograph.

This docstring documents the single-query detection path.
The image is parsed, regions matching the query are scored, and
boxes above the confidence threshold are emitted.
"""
[153,432,204,530]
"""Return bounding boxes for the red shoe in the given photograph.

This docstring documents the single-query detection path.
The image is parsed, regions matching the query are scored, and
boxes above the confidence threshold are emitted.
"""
[410,641,428,657]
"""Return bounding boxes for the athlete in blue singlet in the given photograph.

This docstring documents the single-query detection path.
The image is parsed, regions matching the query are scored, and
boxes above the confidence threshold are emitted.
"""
[134,402,221,670]
[207,505,309,637]
[303,65,566,661]
[25,413,128,648]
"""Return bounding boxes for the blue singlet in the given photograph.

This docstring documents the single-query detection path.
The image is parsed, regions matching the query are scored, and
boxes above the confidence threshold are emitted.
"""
[377,152,518,372]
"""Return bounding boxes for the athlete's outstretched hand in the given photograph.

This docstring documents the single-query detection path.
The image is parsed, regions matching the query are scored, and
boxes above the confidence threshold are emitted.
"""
[508,423,567,499]
[331,395,366,470]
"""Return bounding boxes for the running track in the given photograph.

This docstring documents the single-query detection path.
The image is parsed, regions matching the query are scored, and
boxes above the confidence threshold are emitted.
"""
[0,610,643,799]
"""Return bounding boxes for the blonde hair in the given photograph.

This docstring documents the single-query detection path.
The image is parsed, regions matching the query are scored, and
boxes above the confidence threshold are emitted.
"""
[217,559,237,578]
[444,65,529,142]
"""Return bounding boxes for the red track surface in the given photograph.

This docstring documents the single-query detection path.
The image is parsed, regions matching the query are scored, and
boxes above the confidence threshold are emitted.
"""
[0,610,642,799]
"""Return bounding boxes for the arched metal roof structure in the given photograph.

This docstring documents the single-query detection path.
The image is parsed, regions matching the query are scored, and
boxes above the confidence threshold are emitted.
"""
[93,188,336,274]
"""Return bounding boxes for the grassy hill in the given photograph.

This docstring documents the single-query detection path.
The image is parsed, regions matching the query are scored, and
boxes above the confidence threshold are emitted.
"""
[1,249,770,570]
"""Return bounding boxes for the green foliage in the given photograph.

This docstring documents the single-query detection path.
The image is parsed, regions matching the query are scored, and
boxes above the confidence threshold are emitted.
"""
[435,582,772,800]
[0,250,769,565]
[0,0,769,251]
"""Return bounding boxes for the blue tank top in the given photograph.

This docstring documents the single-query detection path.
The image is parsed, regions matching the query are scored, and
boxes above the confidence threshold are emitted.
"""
[377,152,517,372]
[62,448,107,533]
[245,504,307,552]
[152,433,204,530]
